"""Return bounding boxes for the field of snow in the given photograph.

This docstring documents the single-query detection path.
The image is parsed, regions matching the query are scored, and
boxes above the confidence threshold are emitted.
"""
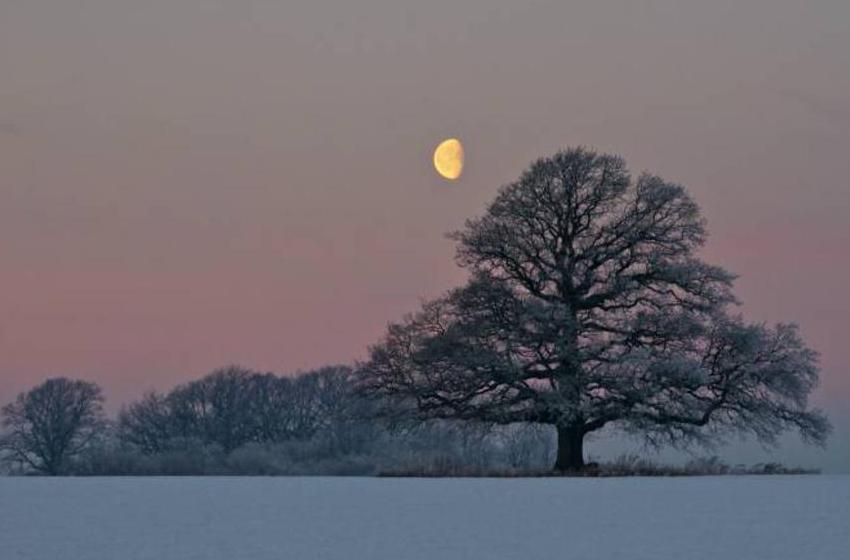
[1,476,848,559]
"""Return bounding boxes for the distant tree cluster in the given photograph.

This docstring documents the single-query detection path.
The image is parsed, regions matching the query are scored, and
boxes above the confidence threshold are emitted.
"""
[0,147,831,476]
[118,365,359,455]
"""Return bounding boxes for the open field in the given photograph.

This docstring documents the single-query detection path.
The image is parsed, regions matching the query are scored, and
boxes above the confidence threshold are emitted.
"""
[1,476,848,559]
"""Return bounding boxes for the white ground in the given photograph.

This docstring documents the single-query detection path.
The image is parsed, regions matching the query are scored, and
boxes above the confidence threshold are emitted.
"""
[1,476,848,560]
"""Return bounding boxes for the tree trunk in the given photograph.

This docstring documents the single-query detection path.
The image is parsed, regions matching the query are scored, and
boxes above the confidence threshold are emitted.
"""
[554,424,585,471]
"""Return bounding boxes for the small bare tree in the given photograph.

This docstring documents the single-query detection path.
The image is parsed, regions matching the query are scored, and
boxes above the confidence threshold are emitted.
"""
[0,378,106,475]
[117,391,175,454]
[166,366,260,453]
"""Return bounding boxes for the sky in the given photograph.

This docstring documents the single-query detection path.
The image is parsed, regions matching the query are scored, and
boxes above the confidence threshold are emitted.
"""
[1,0,848,470]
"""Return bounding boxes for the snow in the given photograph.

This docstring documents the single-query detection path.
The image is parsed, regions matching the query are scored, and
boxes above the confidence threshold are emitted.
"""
[1,476,848,559]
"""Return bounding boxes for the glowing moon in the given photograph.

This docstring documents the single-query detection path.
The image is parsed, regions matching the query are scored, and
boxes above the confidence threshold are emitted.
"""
[433,138,464,180]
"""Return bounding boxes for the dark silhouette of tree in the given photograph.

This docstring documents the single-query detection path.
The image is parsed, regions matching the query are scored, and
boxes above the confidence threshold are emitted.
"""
[0,378,106,475]
[117,391,175,454]
[359,147,830,471]
[249,373,298,443]
[302,365,377,454]
[117,364,362,454]
[159,366,260,453]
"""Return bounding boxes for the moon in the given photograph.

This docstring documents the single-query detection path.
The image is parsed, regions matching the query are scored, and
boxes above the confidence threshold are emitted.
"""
[433,138,464,180]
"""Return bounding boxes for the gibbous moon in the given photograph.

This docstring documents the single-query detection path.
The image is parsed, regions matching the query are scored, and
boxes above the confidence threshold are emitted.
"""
[433,138,464,180]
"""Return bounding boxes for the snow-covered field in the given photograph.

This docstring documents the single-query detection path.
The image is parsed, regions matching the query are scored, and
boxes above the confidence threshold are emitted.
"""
[1,476,848,560]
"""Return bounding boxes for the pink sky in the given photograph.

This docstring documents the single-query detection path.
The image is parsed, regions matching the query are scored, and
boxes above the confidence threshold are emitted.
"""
[2,1,848,469]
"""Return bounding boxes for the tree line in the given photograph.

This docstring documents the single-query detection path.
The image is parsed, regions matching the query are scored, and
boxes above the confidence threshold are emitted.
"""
[0,368,553,476]
[1,147,831,475]
[117,366,359,455]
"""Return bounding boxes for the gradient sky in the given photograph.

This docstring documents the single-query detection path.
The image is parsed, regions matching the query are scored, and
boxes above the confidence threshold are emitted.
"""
[2,1,848,470]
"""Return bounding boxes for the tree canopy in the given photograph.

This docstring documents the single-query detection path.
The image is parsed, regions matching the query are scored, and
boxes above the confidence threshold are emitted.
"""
[0,378,106,475]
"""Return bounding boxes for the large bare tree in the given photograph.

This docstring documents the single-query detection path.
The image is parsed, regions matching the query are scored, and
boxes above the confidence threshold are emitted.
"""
[0,378,106,475]
[360,147,830,471]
